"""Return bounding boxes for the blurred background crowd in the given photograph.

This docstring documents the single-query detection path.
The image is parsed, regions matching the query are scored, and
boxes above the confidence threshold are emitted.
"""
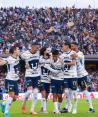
[0,7,98,54]
[0,7,98,92]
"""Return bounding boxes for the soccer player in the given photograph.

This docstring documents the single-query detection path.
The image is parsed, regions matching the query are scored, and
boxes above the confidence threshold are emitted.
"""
[45,49,64,114]
[21,42,40,115]
[0,46,20,117]
[39,47,51,113]
[60,41,78,114]
[71,41,95,113]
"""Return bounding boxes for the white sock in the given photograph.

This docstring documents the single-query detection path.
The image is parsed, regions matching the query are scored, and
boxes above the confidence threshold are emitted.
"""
[30,93,37,112]
[41,98,46,111]
[73,98,78,111]
[22,90,32,106]
[58,102,61,110]
[54,102,59,112]
[65,92,71,109]
[83,90,93,109]
[5,97,13,113]
[73,91,78,111]
[68,89,74,112]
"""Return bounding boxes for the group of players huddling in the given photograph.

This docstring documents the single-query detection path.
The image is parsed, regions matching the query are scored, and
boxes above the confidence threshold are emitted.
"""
[0,41,95,117]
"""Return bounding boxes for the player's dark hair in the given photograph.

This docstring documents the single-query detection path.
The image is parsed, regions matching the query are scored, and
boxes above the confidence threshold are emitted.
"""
[71,41,78,46]
[40,47,47,56]
[3,47,8,52]
[9,46,17,54]
[64,41,71,48]
[40,47,50,58]
[52,49,59,55]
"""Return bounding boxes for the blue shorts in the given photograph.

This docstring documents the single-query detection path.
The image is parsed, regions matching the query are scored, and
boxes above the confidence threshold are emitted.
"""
[64,78,77,90]
[5,79,19,96]
[51,79,64,94]
[25,76,41,89]
[40,82,50,93]
[78,76,89,90]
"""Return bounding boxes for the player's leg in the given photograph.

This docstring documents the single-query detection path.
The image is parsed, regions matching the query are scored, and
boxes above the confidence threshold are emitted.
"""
[80,76,95,112]
[22,77,33,113]
[41,90,47,112]
[60,78,70,113]
[58,94,62,111]
[3,80,18,117]
[30,88,38,114]
[69,78,78,114]
[4,92,14,117]
[57,81,63,110]
[83,90,95,112]
[46,84,50,100]
[53,93,59,114]
[40,82,48,113]
[30,76,40,115]
[1,79,7,113]
[40,82,46,112]
[71,90,78,114]
[45,83,50,112]
[51,79,59,114]
[64,88,72,112]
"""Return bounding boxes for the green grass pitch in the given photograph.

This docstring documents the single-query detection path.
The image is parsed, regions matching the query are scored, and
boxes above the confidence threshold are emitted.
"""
[0,99,98,117]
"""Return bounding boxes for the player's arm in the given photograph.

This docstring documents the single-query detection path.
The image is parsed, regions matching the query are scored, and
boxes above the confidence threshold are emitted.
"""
[60,55,76,66]
[71,52,84,59]
[0,59,7,66]
[43,64,59,74]
[20,52,30,69]
[77,52,84,59]
[64,59,76,66]
[25,62,30,69]
[59,58,65,65]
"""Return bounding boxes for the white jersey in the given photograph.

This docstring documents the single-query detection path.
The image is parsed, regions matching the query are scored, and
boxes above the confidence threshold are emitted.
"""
[21,50,40,77]
[76,51,88,77]
[60,50,77,78]
[45,58,64,80]
[40,56,51,83]
[4,56,20,81]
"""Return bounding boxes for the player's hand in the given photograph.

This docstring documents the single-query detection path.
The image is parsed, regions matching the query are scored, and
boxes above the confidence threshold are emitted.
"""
[59,58,64,64]
[71,53,78,59]
[39,63,45,67]
[0,59,6,66]
[25,63,30,69]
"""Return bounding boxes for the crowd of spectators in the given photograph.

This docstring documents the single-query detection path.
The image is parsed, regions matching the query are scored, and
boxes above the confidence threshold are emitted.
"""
[0,7,98,54]
[0,7,98,92]
[88,71,98,92]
